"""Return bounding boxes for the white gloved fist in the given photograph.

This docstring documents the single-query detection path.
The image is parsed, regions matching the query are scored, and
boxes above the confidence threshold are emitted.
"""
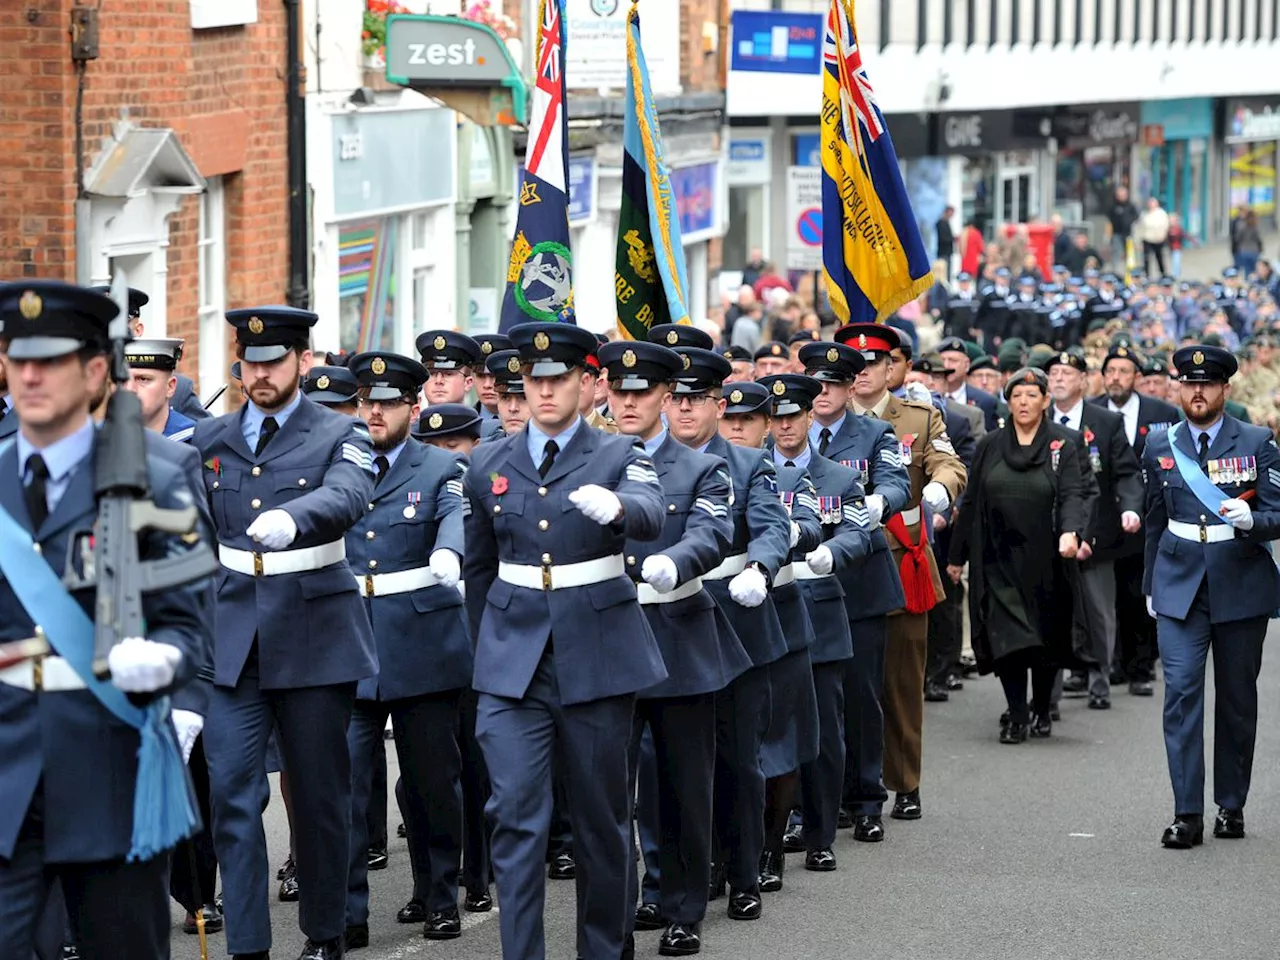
[1220,498,1254,531]
[246,509,298,550]
[641,554,679,593]
[904,381,932,405]
[729,566,769,608]
[1120,510,1142,534]
[171,709,204,764]
[789,521,801,548]
[805,544,834,576]
[865,493,886,527]
[921,481,951,516]
[1145,595,1157,619]
[429,549,461,589]
[569,484,623,525]
[108,637,183,694]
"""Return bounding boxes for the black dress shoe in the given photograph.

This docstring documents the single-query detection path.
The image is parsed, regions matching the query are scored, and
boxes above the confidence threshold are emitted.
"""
[396,821,407,838]
[659,922,702,956]
[1062,673,1088,696]
[1088,695,1111,710]
[397,899,427,924]
[1214,807,1245,839]
[999,709,1011,727]
[853,815,884,842]
[634,902,666,930]
[277,856,292,881]
[278,857,299,902]
[1048,704,1062,722]
[945,674,964,691]
[297,938,343,960]
[1129,680,1154,697]
[1161,814,1204,849]
[184,903,225,934]
[758,849,783,892]
[1000,722,1028,744]
[727,888,762,921]
[464,887,494,912]
[547,852,576,880]
[707,862,726,900]
[804,848,837,871]
[62,946,81,960]
[367,845,388,871]
[959,657,978,678]
[836,807,854,830]
[344,924,369,951]
[891,789,922,820]
[423,907,462,940]
[232,954,268,960]
[1030,711,1053,738]
[923,683,949,702]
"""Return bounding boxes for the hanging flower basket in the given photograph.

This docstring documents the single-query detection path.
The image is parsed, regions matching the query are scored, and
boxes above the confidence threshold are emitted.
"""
[362,0,409,59]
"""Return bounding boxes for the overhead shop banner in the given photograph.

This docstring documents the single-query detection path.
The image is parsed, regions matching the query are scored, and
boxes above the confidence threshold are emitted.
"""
[564,0,681,95]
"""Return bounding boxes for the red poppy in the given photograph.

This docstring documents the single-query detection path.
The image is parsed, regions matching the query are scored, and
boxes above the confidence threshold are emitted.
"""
[1084,428,1095,444]
[1139,425,1149,436]
[1159,457,1175,470]
[1049,439,1064,451]
[490,473,509,496]
[204,457,222,476]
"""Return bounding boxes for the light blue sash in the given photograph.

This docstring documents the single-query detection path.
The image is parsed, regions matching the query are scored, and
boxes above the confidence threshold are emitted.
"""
[1166,423,1228,523]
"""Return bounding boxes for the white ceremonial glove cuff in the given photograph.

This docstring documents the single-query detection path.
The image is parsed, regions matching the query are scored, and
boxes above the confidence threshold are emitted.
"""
[641,554,679,593]
[429,549,461,588]
[246,509,298,550]
[805,544,834,575]
[789,521,801,548]
[1220,498,1254,531]
[922,482,951,516]
[108,637,183,694]
[569,484,623,525]
[171,709,204,765]
[865,494,886,527]
[728,566,769,608]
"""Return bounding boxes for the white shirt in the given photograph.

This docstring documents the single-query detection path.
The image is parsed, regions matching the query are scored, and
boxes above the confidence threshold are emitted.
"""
[949,385,968,406]
[1052,399,1084,433]
[1107,392,1140,446]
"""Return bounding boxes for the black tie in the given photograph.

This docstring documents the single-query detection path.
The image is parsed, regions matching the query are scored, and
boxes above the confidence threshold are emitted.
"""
[785,460,796,468]
[1060,414,1070,426]
[24,454,49,531]
[818,428,832,456]
[255,416,280,456]
[538,439,560,479]
[1197,432,1210,469]
[374,455,390,485]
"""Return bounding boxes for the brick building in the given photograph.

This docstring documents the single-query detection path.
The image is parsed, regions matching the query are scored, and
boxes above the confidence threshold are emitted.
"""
[0,0,292,408]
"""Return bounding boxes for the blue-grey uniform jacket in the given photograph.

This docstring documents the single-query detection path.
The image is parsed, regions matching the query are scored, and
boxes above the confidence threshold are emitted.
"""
[773,462,822,653]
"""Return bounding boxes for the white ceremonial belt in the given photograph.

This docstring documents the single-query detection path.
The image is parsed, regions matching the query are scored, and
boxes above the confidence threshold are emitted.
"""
[1167,520,1235,544]
[0,657,86,693]
[702,553,749,581]
[773,563,796,587]
[219,539,346,577]
[355,566,436,598]
[498,554,625,591]
[636,577,704,605]
[793,563,835,581]
[898,505,922,526]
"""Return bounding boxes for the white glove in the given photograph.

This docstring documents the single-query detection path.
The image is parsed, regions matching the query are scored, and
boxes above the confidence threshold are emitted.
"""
[246,509,298,550]
[729,566,769,608]
[1146,595,1156,619]
[805,544,834,575]
[108,637,183,693]
[865,493,886,527]
[921,481,951,516]
[1220,498,1254,532]
[429,549,461,589]
[1120,510,1142,534]
[789,521,801,548]
[641,554,679,593]
[904,381,932,405]
[569,484,623,525]
[171,709,204,764]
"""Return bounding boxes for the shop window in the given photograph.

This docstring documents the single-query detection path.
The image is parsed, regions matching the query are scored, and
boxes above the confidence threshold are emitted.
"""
[338,219,399,354]
[197,177,227,405]
[1229,142,1277,231]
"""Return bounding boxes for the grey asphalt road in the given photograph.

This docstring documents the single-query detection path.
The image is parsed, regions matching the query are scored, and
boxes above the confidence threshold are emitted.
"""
[172,643,1280,960]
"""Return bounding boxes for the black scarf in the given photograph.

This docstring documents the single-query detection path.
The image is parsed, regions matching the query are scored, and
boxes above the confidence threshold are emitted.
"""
[1000,413,1050,471]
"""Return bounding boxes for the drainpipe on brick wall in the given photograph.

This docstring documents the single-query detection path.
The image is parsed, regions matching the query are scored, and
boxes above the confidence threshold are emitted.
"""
[284,0,311,309]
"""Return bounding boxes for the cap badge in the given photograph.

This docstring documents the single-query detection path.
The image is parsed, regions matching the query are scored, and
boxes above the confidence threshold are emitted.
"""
[729,389,744,404]
[772,380,787,396]
[1024,371,1036,383]
[428,413,443,429]
[771,344,782,355]
[506,356,521,373]
[534,331,551,351]
[682,354,692,370]
[621,349,637,369]
[1117,347,1128,357]
[1192,350,1205,365]
[248,316,264,335]
[480,340,493,354]
[433,335,447,351]
[826,347,839,363]
[371,357,387,376]
[666,330,679,345]
[858,334,867,349]
[315,375,331,390]
[18,290,42,320]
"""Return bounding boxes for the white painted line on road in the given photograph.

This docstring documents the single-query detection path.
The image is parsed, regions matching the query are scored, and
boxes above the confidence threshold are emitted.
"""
[372,908,499,958]
[1068,832,1095,838]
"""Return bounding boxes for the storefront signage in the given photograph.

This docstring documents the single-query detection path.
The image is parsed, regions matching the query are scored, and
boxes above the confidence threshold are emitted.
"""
[567,155,596,224]
[1225,99,1280,143]
[564,0,681,95]
[1049,103,1139,147]
[932,110,1052,156]
[1139,97,1214,141]
[728,137,771,185]
[729,11,823,75]
[792,133,820,167]
[386,17,515,85]
[785,166,823,271]
[670,161,719,242]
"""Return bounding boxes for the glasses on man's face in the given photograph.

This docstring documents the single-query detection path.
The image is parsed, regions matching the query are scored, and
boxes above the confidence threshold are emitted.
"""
[672,394,716,408]
[357,395,414,408]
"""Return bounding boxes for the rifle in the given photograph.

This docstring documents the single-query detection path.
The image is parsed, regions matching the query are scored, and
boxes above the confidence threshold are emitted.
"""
[63,274,220,679]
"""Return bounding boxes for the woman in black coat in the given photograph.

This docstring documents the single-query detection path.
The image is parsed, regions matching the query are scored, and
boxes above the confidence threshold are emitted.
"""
[946,367,1090,743]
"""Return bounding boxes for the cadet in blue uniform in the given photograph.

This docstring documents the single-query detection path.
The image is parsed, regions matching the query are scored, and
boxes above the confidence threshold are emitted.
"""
[194,306,377,960]
[718,382,822,893]
[668,347,792,923]
[649,322,716,351]
[302,365,360,417]
[0,281,205,959]
[341,352,473,947]
[417,330,481,406]
[484,349,531,440]
[761,372,877,870]
[598,339,745,955]
[1142,344,1280,849]
[473,333,513,427]
[415,402,483,451]
[123,337,197,440]
[461,322,667,960]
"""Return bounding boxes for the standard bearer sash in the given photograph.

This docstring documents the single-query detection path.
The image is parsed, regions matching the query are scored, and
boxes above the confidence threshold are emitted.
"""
[1167,423,1229,523]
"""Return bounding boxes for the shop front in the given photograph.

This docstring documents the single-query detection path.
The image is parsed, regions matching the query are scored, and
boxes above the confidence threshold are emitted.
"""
[724,133,772,272]
[311,105,457,355]
[1222,97,1280,232]
[1136,98,1214,241]
[1050,102,1140,237]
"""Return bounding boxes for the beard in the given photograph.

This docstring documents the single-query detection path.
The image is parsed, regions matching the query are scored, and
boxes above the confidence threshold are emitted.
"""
[373,416,411,452]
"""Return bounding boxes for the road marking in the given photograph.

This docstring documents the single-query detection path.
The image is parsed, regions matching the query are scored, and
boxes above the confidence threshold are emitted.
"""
[1068,832,1095,838]
[370,908,499,958]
